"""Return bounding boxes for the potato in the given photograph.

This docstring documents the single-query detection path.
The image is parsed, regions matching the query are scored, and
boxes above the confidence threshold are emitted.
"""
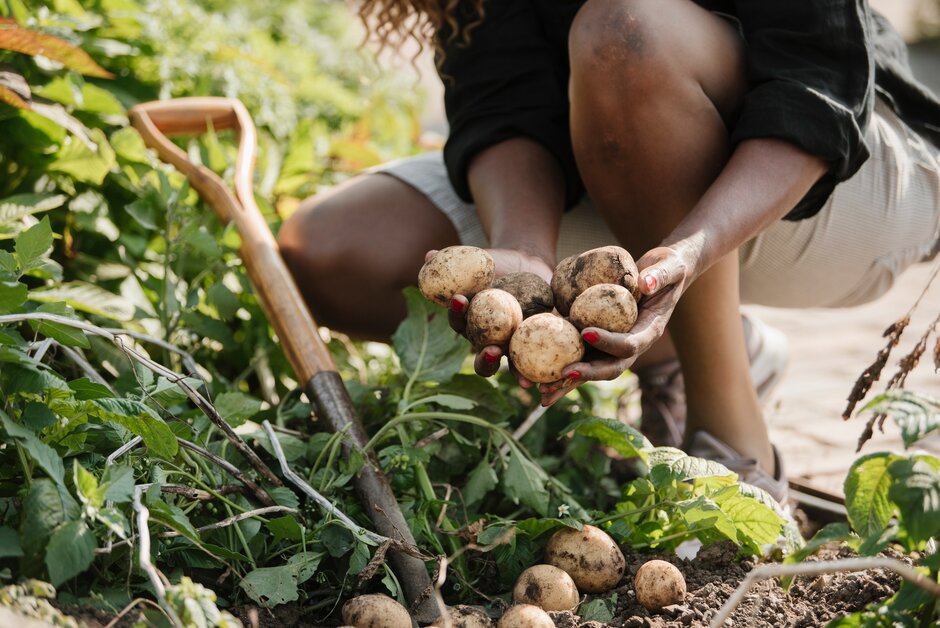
[497,604,555,628]
[466,289,523,349]
[633,559,687,611]
[512,564,580,612]
[342,593,412,628]
[492,272,554,318]
[544,524,626,593]
[550,254,580,316]
[443,605,496,628]
[418,246,495,307]
[568,284,637,333]
[551,246,639,315]
[508,314,584,383]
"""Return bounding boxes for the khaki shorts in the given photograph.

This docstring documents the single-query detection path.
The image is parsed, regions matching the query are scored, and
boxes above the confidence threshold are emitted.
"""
[373,98,940,308]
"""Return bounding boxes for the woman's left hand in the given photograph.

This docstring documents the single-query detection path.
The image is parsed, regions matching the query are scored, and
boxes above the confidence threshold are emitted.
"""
[538,245,696,406]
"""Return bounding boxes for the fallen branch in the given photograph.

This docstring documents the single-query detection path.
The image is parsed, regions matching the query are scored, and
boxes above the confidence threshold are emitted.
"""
[133,486,183,628]
[710,557,940,627]
[0,312,283,489]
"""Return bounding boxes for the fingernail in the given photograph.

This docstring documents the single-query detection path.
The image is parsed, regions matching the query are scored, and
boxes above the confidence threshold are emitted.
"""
[583,331,599,344]
[450,298,465,313]
[645,274,657,292]
[483,351,499,364]
[566,371,581,381]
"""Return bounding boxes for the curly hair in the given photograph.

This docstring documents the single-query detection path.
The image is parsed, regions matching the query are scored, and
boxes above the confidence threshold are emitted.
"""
[358,0,486,67]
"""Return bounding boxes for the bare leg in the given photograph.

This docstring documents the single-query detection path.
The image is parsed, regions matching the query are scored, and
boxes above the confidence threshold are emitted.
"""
[279,174,460,341]
[569,0,774,471]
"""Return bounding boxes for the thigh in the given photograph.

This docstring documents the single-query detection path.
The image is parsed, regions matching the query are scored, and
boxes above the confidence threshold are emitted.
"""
[739,99,940,308]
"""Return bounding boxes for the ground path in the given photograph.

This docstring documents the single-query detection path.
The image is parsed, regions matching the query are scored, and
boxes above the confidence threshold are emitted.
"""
[755,261,940,497]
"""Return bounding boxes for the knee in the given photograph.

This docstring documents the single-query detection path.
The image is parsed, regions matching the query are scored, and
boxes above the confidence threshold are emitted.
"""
[569,0,664,90]
[278,197,335,280]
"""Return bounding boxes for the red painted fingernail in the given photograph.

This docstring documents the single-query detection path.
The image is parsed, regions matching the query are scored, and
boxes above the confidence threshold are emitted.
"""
[645,275,657,291]
[566,371,581,381]
[483,351,499,364]
[450,298,465,313]
[583,331,599,344]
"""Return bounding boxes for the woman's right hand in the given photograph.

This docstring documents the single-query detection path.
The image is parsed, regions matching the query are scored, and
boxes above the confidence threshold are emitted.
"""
[430,248,554,385]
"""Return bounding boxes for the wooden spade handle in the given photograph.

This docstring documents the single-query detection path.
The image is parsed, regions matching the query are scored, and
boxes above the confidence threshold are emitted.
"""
[129,97,334,381]
[129,98,436,619]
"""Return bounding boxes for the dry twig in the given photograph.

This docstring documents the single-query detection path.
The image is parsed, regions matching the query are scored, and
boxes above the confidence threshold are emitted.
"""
[133,486,183,627]
[710,557,940,627]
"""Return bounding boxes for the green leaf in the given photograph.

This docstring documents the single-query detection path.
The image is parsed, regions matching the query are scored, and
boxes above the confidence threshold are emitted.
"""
[0,193,66,229]
[411,393,476,410]
[463,459,498,506]
[87,398,178,458]
[214,391,263,428]
[0,526,23,558]
[649,450,735,489]
[30,281,136,321]
[68,378,114,400]
[102,465,135,503]
[148,500,200,544]
[1,362,69,393]
[20,479,79,570]
[862,390,940,448]
[147,376,201,406]
[887,457,940,546]
[14,216,52,273]
[0,411,65,487]
[435,374,515,421]
[0,280,27,313]
[73,460,103,510]
[392,287,468,383]
[579,593,618,623]
[45,130,114,185]
[502,450,550,516]
[844,452,902,539]
[239,552,324,608]
[565,417,650,463]
[678,495,738,544]
[45,520,96,586]
[710,486,785,551]
[266,516,304,544]
[28,302,90,348]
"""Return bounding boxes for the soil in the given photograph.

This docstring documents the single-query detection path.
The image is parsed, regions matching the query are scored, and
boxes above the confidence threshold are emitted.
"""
[550,542,904,628]
[46,541,904,627]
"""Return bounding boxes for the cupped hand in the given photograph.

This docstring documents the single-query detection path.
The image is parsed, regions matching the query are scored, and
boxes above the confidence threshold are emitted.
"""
[426,248,554,383]
[538,245,695,406]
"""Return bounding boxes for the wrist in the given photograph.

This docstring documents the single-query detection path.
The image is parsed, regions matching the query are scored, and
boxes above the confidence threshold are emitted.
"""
[659,234,706,282]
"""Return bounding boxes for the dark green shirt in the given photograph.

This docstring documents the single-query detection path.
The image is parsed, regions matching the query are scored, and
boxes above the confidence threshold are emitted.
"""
[438,1,940,220]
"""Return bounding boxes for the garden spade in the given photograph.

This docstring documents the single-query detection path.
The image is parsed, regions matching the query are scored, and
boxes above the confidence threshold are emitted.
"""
[129,97,435,620]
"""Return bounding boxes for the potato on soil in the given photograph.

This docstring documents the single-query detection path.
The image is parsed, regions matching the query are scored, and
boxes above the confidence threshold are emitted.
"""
[466,289,523,348]
[544,524,626,593]
[634,559,687,611]
[431,605,495,628]
[508,314,584,383]
[568,284,638,333]
[512,564,580,612]
[497,604,555,628]
[341,593,412,628]
[418,245,495,307]
[492,272,554,318]
[551,246,639,315]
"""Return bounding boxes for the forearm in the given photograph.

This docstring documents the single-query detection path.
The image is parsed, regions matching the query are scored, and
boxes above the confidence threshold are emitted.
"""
[663,138,828,280]
[467,137,566,265]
